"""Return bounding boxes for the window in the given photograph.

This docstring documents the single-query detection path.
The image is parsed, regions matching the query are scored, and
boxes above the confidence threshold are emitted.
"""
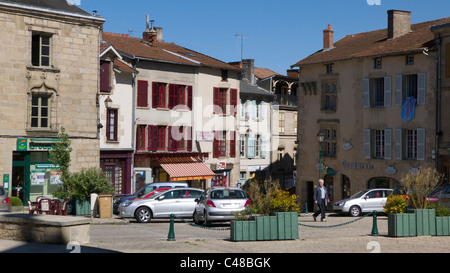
[406,55,414,65]
[100,61,112,92]
[374,58,382,69]
[221,69,228,81]
[405,74,418,99]
[136,125,146,150]
[362,77,391,108]
[394,73,426,106]
[213,88,227,114]
[169,84,185,109]
[137,80,148,107]
[323,83,337,110]
[157,126,166,150]
[152,82,166,108]
[106,109,118,141]
[279,112,285,133]
[323,129,337,157]
[255,135,261,158]
[240,134,246,158]
[374,130,385,159]
[294,113,297,134]
[326,64,333,74]
[277,148,284,169]
[32,33,51,67]
[168,126,185,151]
[405,129,417,160]
[213,131,226,158]
[31,95,50,128]
[373,78,384,107]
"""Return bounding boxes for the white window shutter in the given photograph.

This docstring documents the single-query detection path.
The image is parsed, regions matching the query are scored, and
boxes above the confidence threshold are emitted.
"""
[247,134,255,159]
[384,128,392,160]
[245,100,250,119]
[260,101,265,120]
[417,73,426,105]
[395,75,403,106]
[384,76,392,107]
[417,128,426,160]
[362,78,370,108]
[395,128,402,160]
[364,129,371,159]
[261,135,267,159]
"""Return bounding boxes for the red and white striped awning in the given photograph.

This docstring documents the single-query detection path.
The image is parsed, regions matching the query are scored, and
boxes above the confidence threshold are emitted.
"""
[158,156,215,181]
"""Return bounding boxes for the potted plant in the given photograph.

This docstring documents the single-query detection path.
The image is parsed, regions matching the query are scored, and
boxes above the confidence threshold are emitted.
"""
[428,203,450,236]
[385,194,416,237]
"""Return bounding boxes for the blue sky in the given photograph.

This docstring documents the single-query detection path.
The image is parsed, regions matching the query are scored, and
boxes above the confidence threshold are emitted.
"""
[79,0,450,75]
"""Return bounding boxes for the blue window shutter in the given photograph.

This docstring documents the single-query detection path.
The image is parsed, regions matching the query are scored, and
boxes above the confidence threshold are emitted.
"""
[247,134,255,159]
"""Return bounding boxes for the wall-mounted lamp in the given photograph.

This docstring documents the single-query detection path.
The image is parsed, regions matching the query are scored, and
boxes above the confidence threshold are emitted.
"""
[104,96,113,108]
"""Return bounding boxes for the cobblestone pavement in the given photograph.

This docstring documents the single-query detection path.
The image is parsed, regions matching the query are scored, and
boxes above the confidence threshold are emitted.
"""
[1,213,450,253]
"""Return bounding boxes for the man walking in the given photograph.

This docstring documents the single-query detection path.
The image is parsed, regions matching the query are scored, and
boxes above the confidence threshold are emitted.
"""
[313,179,329,222]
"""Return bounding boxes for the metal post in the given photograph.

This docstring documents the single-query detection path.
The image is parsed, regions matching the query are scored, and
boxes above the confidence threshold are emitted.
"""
[167,214,176,241]
[305,203,308,214]
[319,142,322,179]
[371,211,379,236]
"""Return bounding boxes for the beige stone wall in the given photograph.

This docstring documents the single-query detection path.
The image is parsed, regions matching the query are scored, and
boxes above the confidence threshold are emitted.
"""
[0,7,103,178]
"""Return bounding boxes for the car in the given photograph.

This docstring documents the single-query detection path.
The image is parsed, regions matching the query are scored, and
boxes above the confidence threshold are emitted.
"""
[113,182,188,214]
[438,185,450,209]
[129,187,170,201]
[118,187,203,223]
[333,188,393,217]
[0,186,11,213]
[193,187,250,226]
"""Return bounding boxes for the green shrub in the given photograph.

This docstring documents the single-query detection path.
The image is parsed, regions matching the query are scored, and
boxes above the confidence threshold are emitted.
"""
[384,194,407,214]
[10,196,23,206]
[427,203,450,217]
[270,188,300,213]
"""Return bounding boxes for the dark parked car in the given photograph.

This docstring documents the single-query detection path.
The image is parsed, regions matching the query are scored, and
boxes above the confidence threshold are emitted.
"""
[0,186,11,213]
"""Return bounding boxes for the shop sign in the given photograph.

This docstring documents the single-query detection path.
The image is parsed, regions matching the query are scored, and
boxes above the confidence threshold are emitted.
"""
[16,138,60,151]
[3,174,9,194]
[342,160,374,170]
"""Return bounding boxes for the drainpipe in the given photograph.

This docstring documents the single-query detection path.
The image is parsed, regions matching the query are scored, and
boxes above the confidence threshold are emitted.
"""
[436,35,442,171]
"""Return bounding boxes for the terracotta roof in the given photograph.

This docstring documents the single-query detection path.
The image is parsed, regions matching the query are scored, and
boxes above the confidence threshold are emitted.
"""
[292,16,450,68]
[254,67,282,80]
[103,32,240,71]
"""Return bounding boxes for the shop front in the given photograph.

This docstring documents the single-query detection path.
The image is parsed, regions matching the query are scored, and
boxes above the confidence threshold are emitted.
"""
[11,139,62,205]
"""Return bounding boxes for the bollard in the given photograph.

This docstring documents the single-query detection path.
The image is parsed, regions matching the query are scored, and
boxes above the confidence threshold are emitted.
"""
[167,214,176,241]
[371,210,378,236]
[305,203,308,214]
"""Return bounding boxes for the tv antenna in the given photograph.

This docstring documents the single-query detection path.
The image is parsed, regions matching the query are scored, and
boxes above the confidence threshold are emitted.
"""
[235,33,255,60]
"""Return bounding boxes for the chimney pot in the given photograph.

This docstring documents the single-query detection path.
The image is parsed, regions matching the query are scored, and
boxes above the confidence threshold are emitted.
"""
[323,24,334,49]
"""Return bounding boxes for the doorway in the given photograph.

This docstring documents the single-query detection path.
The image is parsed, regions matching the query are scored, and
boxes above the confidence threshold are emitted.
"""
[342,174,351,199]
[306,181,314,213]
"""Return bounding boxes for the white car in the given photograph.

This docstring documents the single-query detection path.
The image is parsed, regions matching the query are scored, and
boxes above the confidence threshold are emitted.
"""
[119,188,203,223]
[333,188,393,217]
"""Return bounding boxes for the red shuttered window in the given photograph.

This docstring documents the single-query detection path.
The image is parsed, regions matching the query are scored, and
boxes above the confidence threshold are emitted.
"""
[100,61,112,92]
[152,82,166,108]
[137,80,148,107]
[213,131,226,158]
[230,131,236,158]
[136,125,146,150]
[230,89,237,115]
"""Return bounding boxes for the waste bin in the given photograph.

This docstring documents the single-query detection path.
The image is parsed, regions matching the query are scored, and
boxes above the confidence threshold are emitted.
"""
[98,193,113,218]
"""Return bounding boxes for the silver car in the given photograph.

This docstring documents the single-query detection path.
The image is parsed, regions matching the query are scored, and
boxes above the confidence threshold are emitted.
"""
[193,187,249,226]
[119,188,203,223]
[0,186,11,213]
[333,188,393,217]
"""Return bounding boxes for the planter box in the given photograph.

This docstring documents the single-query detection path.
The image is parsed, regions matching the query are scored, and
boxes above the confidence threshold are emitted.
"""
[231,212,299,242]
[69,199,91,216]
[230,220,256,241]
[408,209,436,236]
[388,213,417,237]
[435,216,450,236]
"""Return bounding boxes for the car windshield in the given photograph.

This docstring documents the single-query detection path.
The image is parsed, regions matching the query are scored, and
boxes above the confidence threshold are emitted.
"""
[350,190,370,199]
[210,189,246,199]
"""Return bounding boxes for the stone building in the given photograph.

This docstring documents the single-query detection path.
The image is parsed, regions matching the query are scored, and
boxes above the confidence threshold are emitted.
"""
[0,0,104,203]
[291,10,450,211]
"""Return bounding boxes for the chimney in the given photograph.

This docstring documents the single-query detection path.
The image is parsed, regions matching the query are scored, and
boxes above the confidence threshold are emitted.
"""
[143,16,157,45]
[242,59,255,84]
[387,10,411,39]
[323,24,334,49]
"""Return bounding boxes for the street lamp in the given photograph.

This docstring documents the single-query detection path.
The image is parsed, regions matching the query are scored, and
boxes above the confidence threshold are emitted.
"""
[317,130,324,179]
[104,96,113,108]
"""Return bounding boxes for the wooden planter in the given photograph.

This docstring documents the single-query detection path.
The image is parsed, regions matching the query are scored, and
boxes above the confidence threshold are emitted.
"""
[388,213,417,237]
[230,212,298,242]
[435,216,450,236]
[408,209,436,236]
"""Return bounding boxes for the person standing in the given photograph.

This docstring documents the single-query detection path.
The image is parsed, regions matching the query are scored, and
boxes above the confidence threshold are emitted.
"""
[313,179,330,222]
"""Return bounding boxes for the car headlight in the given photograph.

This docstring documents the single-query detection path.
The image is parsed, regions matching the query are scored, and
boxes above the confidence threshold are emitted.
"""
[121,202,133,207]
[335,201,345,206]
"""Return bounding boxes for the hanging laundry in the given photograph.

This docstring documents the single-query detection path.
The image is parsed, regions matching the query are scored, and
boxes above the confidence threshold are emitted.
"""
[401,96,417,122]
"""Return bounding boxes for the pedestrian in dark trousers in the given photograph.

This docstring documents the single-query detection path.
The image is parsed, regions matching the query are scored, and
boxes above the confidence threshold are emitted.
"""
[313,179,330,222]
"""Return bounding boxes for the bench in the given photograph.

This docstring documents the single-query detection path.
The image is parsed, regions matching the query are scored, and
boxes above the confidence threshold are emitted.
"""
[0,213,91,245]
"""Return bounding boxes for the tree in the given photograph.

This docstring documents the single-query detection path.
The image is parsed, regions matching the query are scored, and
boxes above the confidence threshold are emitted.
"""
[402,167,443,209]
[49,127,72,199]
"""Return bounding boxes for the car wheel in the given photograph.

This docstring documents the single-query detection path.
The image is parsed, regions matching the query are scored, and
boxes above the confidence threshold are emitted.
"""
[193,211,203,225]
[349,205,361,217]
[203,210,212,227]
[135,207,152,223]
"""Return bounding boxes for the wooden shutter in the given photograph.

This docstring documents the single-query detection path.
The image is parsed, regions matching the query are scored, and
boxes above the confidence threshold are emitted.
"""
[213,87,219,114]
[148,125,158,152]
[213,130,218,158]
[151,82,158,108]
[168,84,175,109]
[384,129,392,160]
[167,126,175,151]
[230,88,237,115]
[100,61,111,92]
[187,126,192,151]
[384,76,392,107]
[230,131,236,158]
[394,75,403,106]
[364,129,371,159]
[137,80,148,107]
[417,128,426,161]
[362,78,370,108]
[417,73,426,105]
[187,86,193,110]
[395,128,402,160]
